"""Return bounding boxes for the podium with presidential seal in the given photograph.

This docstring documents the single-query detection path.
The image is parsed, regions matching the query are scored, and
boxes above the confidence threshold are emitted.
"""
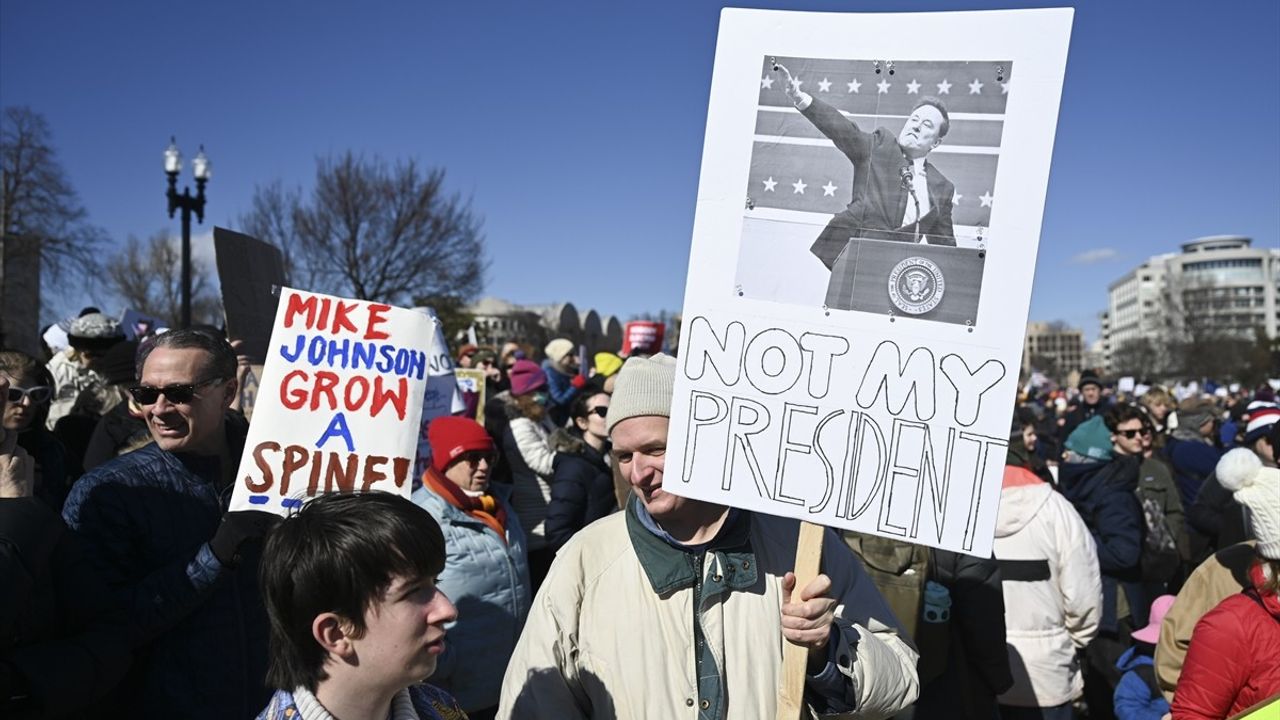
[824,238,985,326]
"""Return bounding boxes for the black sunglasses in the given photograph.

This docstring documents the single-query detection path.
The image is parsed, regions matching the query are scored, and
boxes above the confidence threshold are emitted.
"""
[589,406,609,418]
[457,451,495,467]
[1116,428,1153,439]
[7,385,53,404]
[128,377,224,405]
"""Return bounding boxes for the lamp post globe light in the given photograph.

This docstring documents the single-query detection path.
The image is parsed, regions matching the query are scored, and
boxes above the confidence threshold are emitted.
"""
[164,137,210,328]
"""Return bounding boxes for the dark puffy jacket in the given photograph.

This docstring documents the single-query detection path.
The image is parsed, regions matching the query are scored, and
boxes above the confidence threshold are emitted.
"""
[17,426,68,513]
[61,418,270,719]
[545,430,618,552]
[914,549,1014,719]
[1186,474,1249,563]
[1060,456,1146,632]
[1,497,130,718]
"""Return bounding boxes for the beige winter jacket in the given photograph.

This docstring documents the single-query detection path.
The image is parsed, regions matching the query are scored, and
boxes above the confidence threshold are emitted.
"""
[497,502,919,719]
[1154,540,1256,703]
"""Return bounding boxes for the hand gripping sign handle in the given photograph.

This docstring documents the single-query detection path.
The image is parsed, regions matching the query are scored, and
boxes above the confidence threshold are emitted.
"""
[776,520,825,720]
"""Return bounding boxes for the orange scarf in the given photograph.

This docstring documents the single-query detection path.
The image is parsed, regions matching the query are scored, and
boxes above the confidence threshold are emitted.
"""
[422,468,508,544]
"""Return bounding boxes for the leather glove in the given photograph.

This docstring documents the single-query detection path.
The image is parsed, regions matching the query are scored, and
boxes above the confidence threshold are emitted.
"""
[210,510,280,566]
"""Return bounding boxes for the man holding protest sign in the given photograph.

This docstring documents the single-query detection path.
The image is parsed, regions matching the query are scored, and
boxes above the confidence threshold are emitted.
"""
[498,354,918,719]
[62,329,277,717]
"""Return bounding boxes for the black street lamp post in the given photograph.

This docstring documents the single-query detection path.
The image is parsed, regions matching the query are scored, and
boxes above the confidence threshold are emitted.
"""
[164,138,210,329]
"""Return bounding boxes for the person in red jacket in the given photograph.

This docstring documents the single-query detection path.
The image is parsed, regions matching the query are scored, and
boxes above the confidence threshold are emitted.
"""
[1172,449,1280,719]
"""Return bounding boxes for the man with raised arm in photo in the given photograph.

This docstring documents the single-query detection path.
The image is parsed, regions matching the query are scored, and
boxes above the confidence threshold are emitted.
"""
[498,354,919,719]
[774,63,957,276]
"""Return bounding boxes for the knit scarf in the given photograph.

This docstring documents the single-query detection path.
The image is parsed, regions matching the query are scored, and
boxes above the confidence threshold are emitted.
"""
[423,468,509,544]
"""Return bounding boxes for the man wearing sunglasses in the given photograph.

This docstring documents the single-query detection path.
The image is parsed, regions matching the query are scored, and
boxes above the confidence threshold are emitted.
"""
[62,328,276,718]
[1108,404,1189,582]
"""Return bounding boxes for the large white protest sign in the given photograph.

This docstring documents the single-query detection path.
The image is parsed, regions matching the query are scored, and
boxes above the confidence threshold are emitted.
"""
[231,288,436,514]
[665,8,1072,556]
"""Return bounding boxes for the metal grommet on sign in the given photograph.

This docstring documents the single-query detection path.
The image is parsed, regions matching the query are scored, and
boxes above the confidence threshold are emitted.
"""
[686,698,695,707]
[996,64,1005,82]
[873,60,881,74]
[701,699,711,710]
[886,60,896,76]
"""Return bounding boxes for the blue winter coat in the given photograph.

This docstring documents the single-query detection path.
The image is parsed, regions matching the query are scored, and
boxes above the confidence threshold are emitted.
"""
[1059,456,1147,632]
[61,421,270,719]
[1163,437,1222,509]
[412,483,531,712]
[1113,646,1170,720]
[541,359,579,426]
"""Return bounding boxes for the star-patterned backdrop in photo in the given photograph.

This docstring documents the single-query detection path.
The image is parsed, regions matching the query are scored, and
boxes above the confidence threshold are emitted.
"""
[747,56,1010,244]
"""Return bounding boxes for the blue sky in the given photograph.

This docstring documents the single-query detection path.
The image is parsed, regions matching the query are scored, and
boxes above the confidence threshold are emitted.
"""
[3,0,1277,341]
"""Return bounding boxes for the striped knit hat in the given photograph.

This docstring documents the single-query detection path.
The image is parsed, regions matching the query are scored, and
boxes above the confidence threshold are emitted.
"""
[1243,401,1280,446]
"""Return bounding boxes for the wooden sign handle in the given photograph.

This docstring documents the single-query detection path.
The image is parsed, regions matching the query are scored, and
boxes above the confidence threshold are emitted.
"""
[776,520,825,720]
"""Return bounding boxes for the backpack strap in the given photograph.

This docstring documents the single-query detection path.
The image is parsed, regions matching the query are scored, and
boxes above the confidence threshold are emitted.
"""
[1134,662,1162,699]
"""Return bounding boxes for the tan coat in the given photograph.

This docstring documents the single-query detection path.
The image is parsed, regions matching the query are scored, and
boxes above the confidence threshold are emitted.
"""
[497,507,919,719]
[1154,541,1256,702]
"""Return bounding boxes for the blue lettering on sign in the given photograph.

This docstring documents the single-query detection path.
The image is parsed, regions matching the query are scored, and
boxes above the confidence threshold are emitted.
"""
[248,495,268,505]
[281,498,303,509]
[278,333,427,380]
[316,412,356,452]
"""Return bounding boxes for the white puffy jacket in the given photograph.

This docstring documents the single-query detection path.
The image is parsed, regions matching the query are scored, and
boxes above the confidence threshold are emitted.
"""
[993,466,1102,708]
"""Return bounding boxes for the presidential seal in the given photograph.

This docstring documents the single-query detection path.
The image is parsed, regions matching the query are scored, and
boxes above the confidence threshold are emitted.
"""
[888,256,945,315]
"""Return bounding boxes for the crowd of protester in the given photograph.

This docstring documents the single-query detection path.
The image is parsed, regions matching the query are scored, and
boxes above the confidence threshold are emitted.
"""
[2,306,1278,719]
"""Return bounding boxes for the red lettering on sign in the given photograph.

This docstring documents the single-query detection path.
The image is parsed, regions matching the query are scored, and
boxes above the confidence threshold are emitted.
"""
[365,304,391,340]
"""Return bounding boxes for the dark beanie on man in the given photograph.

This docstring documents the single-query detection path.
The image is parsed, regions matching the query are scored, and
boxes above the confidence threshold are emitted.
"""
[1078,370,1102,391]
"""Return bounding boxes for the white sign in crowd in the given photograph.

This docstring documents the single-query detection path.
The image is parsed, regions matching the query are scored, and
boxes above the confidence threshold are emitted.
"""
[667,8,1073,556]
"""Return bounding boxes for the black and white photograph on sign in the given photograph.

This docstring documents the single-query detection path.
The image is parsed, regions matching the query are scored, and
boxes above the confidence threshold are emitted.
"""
[736,55,1010,326]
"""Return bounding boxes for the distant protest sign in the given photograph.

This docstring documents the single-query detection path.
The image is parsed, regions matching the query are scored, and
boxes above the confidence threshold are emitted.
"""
[214,227,286,365]
[230,288,436,514]
[623,321,664,356]
[411,306,468,483]
[665,8,1073,556]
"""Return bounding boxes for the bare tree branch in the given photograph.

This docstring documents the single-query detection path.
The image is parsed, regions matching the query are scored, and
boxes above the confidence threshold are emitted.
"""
[104,231,220,327]
[1,106,107,303]
[241,151,486,305]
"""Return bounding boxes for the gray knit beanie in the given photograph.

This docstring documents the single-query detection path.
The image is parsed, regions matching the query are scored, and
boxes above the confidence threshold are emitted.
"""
[606,353,676,435]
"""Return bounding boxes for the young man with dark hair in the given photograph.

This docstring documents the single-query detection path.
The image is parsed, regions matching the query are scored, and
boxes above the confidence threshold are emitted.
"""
[256,491,466,720]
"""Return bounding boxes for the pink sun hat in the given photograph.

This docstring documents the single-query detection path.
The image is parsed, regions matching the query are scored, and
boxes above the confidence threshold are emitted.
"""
[1132,594,1176,644]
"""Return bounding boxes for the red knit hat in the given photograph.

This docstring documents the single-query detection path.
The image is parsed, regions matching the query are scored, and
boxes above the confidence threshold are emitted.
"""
[428,417,494,472]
